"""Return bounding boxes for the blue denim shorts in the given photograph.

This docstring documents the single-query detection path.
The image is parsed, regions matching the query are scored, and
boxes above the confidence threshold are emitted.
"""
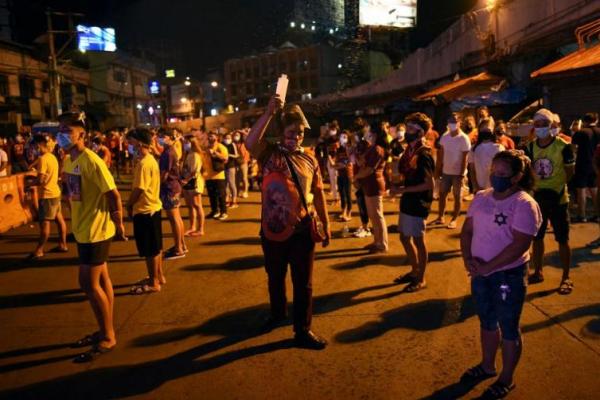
[471,264,527,341]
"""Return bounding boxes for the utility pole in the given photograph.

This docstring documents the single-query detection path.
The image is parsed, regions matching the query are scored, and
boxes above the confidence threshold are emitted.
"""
[45,9,84,119]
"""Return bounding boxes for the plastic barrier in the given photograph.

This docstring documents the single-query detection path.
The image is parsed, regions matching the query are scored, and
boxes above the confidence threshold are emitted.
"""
[0,174,37,234]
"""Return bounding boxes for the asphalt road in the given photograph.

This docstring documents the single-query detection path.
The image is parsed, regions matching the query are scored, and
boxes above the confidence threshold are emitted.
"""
[1,181,599,399]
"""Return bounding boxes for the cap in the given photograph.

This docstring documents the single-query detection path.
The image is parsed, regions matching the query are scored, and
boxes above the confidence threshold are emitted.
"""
[533,108,555,122]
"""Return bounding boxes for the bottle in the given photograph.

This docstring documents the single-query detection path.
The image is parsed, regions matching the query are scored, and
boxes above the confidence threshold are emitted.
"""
[342,224,350,238]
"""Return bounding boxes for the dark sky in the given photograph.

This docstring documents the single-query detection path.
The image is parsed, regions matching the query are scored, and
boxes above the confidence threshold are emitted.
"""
[12,0,476,79]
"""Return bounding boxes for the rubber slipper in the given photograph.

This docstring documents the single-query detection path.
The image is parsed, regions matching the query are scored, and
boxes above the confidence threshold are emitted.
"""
[73,344,115,363]
[394,273,415,285]
[25,253,43,261]
[558,279,573,295]
[404,281,427,293]
[130,284,161,295]
[482,381,515,399]
[72,331,101,348]
[460,364,497,383]
[528,273,544,284]
[49,246,69,253]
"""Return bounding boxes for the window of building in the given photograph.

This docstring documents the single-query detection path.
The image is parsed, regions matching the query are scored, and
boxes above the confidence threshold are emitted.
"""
[113,67,127,83]
[19,77,36,98]
[77,84,87,94]
[133,75,143,86]
[0,75,8,96]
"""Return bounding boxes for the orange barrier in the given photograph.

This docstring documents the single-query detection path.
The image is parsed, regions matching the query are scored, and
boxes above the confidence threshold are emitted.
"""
[0,174,37,233]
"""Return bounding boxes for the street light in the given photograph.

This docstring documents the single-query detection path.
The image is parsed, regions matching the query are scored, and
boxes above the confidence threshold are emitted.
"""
[290,21,296,28]
[184,80,191,86]
[136,103,143,110]
[211,81,218,88]
[181,97,188,103]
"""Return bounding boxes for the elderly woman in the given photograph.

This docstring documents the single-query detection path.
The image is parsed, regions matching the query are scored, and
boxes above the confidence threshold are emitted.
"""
[460,150,541,399]
[246,94,330,350]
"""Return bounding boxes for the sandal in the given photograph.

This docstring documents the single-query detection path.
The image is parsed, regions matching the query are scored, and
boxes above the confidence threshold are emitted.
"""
[49,246,69,253]
[130,284,161,295]
[73,343,115,363]
[25,253,43,261]
[447,220,458,229]
[558,279,574,295]
[404,280,427,293]
[481,381,515,399]
[72,331,101,348]
[528,273,544,284]
[427,218,444,226]
[394,273,415,285]
[460,364,497,383]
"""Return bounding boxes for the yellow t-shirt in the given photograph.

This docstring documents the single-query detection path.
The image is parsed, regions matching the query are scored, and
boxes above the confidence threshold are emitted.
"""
[174,140,183,161]
[63,148,116,243]
[132,153,162,216]
[202,143,228,180]
[38,152,61,199]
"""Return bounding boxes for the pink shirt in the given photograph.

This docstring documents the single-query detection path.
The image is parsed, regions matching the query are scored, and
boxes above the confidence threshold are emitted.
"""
[467,189,542,276]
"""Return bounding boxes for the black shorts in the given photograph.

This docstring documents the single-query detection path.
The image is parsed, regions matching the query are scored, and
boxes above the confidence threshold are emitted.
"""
[572,171,597,189]
[534,191,569,243]
[77,238,112,265]
[133,212,163,258]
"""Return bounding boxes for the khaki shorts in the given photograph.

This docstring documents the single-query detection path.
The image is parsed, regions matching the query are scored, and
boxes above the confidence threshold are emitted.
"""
[38,197,61,221]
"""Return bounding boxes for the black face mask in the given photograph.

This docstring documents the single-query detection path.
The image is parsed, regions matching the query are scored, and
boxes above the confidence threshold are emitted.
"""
[405,132,420,143]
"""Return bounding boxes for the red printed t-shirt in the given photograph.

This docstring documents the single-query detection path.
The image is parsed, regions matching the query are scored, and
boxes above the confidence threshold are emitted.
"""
[467,189,542,275]
[253,142,324,242]
[359,145,386,197]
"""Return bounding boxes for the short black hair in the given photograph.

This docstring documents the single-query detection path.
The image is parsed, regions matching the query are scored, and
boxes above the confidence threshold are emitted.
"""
[158,127,176,139]
[58,112,86,129]
[92,136,102,145]
[128,128,153,146]
[583,112,598,124]
[405,112,432,133]
[31,134,49,145]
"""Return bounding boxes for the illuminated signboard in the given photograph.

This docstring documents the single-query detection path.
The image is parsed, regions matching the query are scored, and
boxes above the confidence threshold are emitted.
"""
[77,25,116,52]
[149,81,160,95]
[359,0,417,28]
[165,69,176,78]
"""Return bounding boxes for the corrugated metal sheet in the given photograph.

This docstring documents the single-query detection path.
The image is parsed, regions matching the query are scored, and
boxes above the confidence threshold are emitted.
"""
[531,44,600,78]
[414,72,503,102]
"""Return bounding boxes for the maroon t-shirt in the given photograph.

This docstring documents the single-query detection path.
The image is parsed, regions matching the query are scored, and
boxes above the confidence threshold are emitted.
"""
[359,145,386,197]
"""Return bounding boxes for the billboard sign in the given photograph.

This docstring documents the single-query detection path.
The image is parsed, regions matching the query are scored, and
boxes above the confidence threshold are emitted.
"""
[359,0,417,28]
[77,25,116,52]
[149,81,160,95]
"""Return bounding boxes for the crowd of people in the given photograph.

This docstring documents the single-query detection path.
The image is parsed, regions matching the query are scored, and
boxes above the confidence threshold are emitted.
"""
[2,100,600,399]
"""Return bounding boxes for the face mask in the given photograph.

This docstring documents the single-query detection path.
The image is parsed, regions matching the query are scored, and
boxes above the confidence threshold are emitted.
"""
[128,144,135,154]
[92,143,99,151]
[448,123,457,131]
[354,134,361,143]
[496,130,506,137]
[329,130,337,137]
[366,134,375,144]
[233,135,241,142]
[15,135,23,143]
[57,132,73,149]
[396,130,405,140]
[158,137,166,146]
[339,136,348,145]
[223,139,232,145]
[184,143,192,152]
[535,127,550,139]
[491,175,513,193]
[405,132,420,144]
[550,128,560,137]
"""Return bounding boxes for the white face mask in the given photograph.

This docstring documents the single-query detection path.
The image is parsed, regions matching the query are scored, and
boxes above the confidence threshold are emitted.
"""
[339,136,348,145]
[396,129,405,140]
[329,130,337,137]
[184,143,192,152]
[550,127,560,137]
[223,139,232,145]
[535,127,551,139]
[448,123,458,131]
[233,135,241,142]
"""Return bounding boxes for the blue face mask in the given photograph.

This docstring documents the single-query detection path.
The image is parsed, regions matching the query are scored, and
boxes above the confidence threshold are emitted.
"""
[158,137,166,146]
[56,132,73,149]
[491,175,513,193]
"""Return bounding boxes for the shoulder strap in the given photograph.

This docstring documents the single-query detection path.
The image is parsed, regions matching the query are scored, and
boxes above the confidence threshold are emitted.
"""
[282,151,309,213]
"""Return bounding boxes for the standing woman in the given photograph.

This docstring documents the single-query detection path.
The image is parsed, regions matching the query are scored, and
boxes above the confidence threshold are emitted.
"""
[235,130,251,198]
[334,130,353,221]
[223,132,240,209]
[460,150,541,399]
[182,135,205,237]
[354,124,389,254]
[469,126,504,193]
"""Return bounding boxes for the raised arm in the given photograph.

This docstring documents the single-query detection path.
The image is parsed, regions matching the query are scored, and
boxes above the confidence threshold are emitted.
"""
[246,95,283,156]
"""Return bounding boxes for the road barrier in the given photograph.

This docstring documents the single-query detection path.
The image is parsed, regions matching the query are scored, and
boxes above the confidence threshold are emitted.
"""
[0,174,37,233]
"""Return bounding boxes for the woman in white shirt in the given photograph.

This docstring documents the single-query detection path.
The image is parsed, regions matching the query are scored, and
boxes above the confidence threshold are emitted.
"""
[469,126,504,193]
[182,135,205,236]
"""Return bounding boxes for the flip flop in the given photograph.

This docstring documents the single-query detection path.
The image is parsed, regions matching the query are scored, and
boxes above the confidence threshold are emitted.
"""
[460,364,497,383]
[72,331,101,348]
[49,246,69,253]
[427,218,445,226]
[404,280,427,293]
[558,279,574,295]
[528,273,544,284]
[481,381,515,399]
[24,253,43,261]
[130,284,161,295]
[73,344,115,363]
[394,273,415,285]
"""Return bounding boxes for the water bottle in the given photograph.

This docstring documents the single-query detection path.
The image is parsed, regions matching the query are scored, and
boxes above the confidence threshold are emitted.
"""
[342,224,350,238]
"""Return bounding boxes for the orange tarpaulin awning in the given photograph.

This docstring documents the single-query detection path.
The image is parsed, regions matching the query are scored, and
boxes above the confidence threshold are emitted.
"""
[531,44,600,78]
[415,72,503,102]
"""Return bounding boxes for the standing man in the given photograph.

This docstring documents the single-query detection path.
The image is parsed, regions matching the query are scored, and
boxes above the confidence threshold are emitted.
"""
[246,95,330,349]
[27,135,68,260]
[0,137,8,176]
[57,112,126,362]
[571,112,600,222]
[126,128,165,294]
[527,108,575,295]
[10,133,28,173]
[431,113,471,229]
[158,128,186,260]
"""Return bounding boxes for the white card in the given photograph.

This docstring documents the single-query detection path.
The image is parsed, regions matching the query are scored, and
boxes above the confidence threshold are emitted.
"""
[276,74,289,103]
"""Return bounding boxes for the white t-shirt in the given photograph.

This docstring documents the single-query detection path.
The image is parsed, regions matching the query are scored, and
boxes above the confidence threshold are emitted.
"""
[440,131,471,175]
[0,148,7,176]
[469,142,504,189]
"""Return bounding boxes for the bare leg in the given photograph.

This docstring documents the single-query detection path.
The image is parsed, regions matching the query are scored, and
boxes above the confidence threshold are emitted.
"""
[413,236,428,282]
[400,234,418,278]
[532,239,544,276]
[34,220,51,256]
[559,242,571,281]
[481,328,500,373]
[195,194,205,234]
[438,191,449,221]
[498,337,522,385]
[452,183,462,221]
[55,211,68,249]
[79,264,116,347]
[184,191,196,232]
[167,208,185,253]
[577,188,587,219]
[146,254,162,288]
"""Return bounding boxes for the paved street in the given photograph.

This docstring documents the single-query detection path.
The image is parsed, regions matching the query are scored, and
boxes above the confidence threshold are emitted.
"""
[1,181,600,399]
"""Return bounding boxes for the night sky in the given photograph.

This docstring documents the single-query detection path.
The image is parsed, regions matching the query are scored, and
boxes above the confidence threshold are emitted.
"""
[12,0,476,79]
